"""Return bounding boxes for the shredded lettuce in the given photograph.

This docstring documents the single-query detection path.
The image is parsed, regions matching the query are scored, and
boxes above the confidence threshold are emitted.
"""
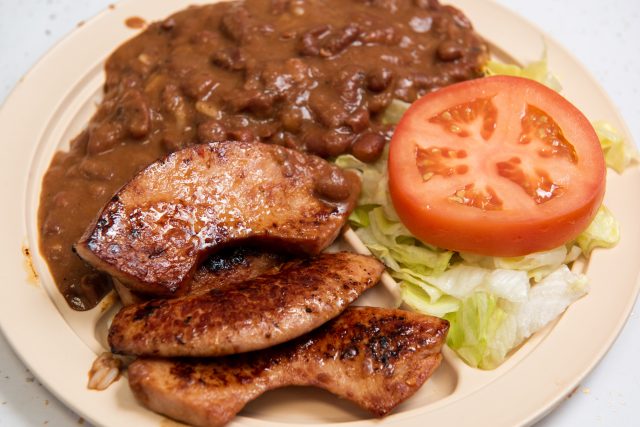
[593,120,639,173]
[447,266,587,369]
[576,205,620,255]
[483,51,562,91]
[444,292,508,369]
[334,56,635,370]
[460,245,572,282]
[381,99,411,125]
[336,141,624,369]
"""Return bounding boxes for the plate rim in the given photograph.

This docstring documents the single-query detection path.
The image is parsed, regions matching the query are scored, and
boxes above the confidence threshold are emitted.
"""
[1,1,639,426]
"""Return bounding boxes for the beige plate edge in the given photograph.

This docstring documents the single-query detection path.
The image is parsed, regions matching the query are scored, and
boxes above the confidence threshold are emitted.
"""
[0,1,639,426]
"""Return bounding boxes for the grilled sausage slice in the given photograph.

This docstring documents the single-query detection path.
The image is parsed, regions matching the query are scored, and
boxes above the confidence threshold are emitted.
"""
[75,141,360,296]
[113,248,288,306]
[128,306,449,427]
[109,252,384,357]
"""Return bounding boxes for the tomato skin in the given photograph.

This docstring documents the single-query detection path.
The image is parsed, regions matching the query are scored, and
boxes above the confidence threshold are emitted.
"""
[388,76,606,256]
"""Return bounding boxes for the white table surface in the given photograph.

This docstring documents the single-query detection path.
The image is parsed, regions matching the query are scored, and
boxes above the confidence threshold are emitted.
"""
[1,0,638,426]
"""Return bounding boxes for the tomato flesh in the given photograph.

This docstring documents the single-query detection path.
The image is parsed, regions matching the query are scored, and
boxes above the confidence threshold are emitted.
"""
[388,76,606,256]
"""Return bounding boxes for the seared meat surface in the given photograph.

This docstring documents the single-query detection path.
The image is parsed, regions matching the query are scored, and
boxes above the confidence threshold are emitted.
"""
[128,306,449,427]
[75,141,360,296]
[189,247,287,296]
[109,253,384,357]
[113,248,287,306]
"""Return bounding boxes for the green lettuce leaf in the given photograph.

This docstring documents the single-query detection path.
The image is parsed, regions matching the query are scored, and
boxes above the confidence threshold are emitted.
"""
[593,120,639,173]
[576,205,620,255]
[445,292,508,369]
[483,51,562,91]
[446,265,588,369]
[381,99,411,125]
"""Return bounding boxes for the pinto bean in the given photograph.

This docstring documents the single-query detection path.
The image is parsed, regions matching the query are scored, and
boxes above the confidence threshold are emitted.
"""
[298,25,331,56]
[87,121,124,155]
[367,68,393,92]
[197,121,227,144]
[220,6,253,42]
[352,132,386,162]
[120,90,150,138]
[437,40,464,61]
[314,167,351,201]
[211,48,247,71]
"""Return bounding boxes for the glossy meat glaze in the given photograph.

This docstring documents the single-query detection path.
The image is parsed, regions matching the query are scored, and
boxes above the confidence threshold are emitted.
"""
[113,247,288,305]
[75,141,360,296]
[109,252,384,357]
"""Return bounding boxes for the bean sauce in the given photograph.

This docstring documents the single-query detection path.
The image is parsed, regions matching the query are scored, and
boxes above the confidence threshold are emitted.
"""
[39,0,488,310]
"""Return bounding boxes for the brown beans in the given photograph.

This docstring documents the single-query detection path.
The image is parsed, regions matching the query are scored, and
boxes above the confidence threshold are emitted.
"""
[228,89,275,116]
[367,68,393,92]
[314,167,351,201]
[368,91,393,113]
[437,40,464,61]
[87,122,124,155]
[359,26,398,45]
[322,24,360,56]
[79,157,115,181]
[352,132,386,162]
[302,128,326,155]
[197,121,227,144]
[443,5,472,29]
[181,71,217,100]
[336,65,366,102]
[120,90,151,139]
[308,91,348,128]
[220,6,252,42]
[346,109,370,133]
[298,25,331,56]
[302,128,351,157]
[322,130,353,157]
[211,48,247,71]
[162,128,188,152]
[227,128,256,142]
[414,0,441,11]
[280,108,303,133]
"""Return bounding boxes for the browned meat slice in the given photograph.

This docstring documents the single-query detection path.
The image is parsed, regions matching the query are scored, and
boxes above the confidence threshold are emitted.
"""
[128,306,449,427]
[75,141,360,296]
[109,252,384,357]
[189,247,287,296]
[113,248,287,306]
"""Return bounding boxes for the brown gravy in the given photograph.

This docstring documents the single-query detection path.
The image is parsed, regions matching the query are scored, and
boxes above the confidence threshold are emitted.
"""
[125,16,147,30]
[38,0,488,310]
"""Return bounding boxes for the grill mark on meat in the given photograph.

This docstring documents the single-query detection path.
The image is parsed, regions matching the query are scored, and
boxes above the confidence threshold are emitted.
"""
[114,247,290,307]
[109,252,384,357]
[75,141,360,297]
[128,307,449,427]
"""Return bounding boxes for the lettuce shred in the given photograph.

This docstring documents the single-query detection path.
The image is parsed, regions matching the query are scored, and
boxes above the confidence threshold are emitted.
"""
[576,206,620,255]
[593,120,639,173]
[483,51,562,91]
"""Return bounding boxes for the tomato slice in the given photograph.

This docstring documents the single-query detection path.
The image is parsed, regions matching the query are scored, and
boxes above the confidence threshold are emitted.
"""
[388,76,606,256]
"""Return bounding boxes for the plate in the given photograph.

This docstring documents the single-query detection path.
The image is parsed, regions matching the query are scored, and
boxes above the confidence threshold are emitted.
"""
[0,0,639,426]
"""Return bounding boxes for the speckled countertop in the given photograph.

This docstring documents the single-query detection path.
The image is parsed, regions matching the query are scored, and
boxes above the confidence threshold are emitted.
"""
[1,0,639,426]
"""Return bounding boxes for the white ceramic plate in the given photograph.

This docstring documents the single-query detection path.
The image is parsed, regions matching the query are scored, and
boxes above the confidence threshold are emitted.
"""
[1,0,639,426]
